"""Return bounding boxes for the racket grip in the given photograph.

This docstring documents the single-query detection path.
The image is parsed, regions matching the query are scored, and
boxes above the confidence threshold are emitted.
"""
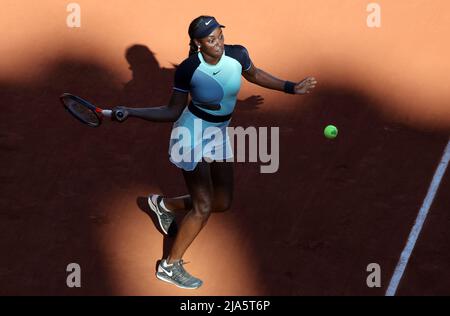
[102,110,112,118]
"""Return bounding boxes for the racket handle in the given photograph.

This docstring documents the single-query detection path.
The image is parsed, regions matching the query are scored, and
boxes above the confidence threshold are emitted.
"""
[102,109,126,121]
[102,110,112,118]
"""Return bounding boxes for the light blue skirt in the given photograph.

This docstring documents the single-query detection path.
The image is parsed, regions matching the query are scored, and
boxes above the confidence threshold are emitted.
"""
[168,107,234,171]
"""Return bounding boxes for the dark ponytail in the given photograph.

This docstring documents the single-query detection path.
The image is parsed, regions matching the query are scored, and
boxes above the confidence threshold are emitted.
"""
[187,15,214,57]
[188,39,198,57]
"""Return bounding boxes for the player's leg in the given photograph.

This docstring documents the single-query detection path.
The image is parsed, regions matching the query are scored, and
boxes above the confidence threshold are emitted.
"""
[210,160,233,212]
[156,160,233,213]
[161,195,192,212]
[167,161,214,261]
[157,160,232,212]
[156,161,213,289]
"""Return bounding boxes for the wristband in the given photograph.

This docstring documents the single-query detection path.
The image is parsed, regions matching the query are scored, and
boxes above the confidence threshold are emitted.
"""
[284,81,296,94]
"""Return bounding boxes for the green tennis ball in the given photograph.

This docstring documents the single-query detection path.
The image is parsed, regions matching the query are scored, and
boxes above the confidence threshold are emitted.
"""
[324,125,338,139]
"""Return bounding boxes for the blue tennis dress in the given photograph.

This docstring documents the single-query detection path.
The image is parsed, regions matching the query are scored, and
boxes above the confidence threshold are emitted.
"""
[169,44,252,171]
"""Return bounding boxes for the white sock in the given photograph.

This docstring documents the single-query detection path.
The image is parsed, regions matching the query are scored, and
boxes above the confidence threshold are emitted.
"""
[159,198,172,213]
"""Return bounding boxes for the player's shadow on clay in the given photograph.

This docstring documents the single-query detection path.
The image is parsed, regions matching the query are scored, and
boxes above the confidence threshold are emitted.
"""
[120,44,175,106]
[235,95,264,111]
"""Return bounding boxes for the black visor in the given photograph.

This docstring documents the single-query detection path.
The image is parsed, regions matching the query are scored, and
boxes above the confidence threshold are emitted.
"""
[189,16,225,39]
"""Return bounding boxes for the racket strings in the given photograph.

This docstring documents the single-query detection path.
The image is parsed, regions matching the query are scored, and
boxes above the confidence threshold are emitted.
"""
[63,97,100,126]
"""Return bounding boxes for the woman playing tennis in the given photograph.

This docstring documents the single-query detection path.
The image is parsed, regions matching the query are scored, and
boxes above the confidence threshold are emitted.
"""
[113,15,317,289]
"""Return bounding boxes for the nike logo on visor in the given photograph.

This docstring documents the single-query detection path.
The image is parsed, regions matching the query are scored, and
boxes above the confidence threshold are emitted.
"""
[205,19,212,26]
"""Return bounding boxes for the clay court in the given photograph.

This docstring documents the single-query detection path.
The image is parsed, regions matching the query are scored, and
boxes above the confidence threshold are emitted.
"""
[1,0,449,295]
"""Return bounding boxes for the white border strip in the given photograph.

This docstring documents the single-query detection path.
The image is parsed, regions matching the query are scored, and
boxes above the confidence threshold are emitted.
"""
[385,138,450,296]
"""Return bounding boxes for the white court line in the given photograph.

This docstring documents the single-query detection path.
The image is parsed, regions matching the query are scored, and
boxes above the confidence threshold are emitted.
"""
[385,138,450,296]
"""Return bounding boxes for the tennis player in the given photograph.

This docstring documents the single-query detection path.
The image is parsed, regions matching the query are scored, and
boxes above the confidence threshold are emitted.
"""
[113,15,317,289]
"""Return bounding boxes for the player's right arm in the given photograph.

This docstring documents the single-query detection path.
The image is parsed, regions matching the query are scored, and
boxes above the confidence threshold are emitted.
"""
[113,57,195,123]
[113,90,188,123]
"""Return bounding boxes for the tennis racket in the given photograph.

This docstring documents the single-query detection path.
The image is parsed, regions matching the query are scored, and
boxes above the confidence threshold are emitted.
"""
[60,93,125,127]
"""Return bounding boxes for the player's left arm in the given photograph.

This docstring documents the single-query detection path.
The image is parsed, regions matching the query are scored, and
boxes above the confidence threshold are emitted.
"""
[242,62,317,95]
